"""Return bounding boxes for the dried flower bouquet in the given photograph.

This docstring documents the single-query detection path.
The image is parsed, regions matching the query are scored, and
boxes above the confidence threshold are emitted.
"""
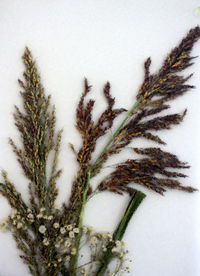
[0,26,199,276]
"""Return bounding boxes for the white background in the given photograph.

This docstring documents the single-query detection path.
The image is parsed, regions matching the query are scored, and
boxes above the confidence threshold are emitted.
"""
[0,1,199,275]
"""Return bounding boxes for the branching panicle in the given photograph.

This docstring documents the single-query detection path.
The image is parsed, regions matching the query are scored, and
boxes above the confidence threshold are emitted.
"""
[98,147,196,195]
[5,47,63,209]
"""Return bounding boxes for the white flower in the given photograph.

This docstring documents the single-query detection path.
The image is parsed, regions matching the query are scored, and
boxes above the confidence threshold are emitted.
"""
[64,240,71,248]
[39,225,46,234]
[73,227,79,233]
[69,231,75,239]
[43,238,49,246]
[17,222,23,229]
[37,214,43,219]
[58,258,62,262]
[66,224,73,231]
[55,243,60,248]
[121,241,126,246]
[115,240,122,247]
[87,226,94,232]
[53,222,59,229]
[71,247,77,255]
[27,214,34,219]
[0,219,8,232]
[60,227,66,234]
[89,236,98,245]
[65,255,70,261]
[82,226,87,233]
[40,207,45,213]
[11,209,17,218]
[111,247,118,253]
[101,233,108,239]
[48,215,53,220]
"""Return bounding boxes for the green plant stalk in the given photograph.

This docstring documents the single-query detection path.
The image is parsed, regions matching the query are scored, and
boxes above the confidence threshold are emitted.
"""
[70,171,91,276]
[95,190,146,276]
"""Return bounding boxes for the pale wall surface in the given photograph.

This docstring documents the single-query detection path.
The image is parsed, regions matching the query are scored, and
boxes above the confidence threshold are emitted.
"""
[0,1,199,275]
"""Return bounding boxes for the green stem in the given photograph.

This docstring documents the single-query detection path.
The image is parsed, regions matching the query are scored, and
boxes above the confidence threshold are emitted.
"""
[70,171,91,275]
[95,190,146,276]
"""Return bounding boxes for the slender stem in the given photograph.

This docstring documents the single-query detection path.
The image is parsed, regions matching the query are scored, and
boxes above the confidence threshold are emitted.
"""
[95,190,146,276]
[70,171,91,275]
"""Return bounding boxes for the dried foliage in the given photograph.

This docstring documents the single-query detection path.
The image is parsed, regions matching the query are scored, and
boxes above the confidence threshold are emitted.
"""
[76,79,126,169]
[8,47,62,210]
[0,27,199,276]
[98,147,196,195]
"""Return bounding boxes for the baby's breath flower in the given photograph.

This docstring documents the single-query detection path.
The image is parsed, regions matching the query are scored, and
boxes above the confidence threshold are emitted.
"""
[73,227,79,233]
[48,215,53,220]
[37,214,43,219]
[39,225,46,234]
[27,208,32,213]
[40,207,45,213]
[121,241,126,246]
[111,247,118,253]
[82,226,87,233]
[11,209,17,218]
[101,233,108,239]
[69,231,75,239]
[57,258,62,262]
[55,243,60,248]
[0,219,9,232]
[89,236,98,245]
[90,231,95,236]
[115,240,123,247]
[71,247,77,255]
[66,224,73,231]
[27,213,34,219]
[87,226,94,232]
[17,222,23,229]
[60,227,66,234]
[53,222,59,229]
[64,240,71,247]
[43,238,49,246]
[65,255,70,261]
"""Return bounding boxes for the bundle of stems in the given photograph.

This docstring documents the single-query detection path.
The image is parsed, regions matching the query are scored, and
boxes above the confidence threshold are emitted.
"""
[0,26,199,276]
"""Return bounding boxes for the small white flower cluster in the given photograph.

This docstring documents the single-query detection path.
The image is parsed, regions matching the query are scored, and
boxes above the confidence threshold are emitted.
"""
[76,225,130,276]
[9,208,27,230]
[0,217,9,232]
[53,224,80,260]
[111,240,128,259]
[36,207,53,221]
